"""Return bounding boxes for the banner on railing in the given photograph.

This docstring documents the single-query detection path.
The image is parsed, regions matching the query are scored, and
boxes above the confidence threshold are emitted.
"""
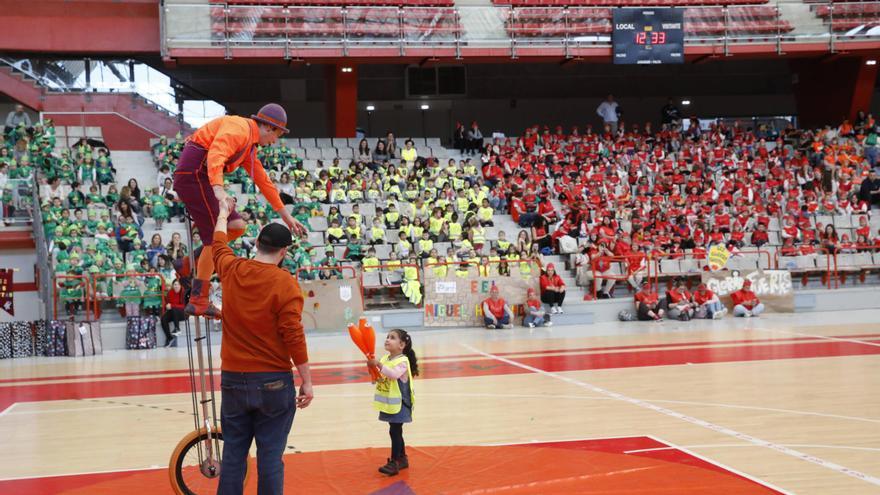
[707,244,731,271]
[0,269,13,316]
[299,278,364,332]
[701,269,794,313]
[423,264,539,327]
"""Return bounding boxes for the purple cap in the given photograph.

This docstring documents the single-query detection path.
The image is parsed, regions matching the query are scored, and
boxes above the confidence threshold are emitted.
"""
[251,103,289,133]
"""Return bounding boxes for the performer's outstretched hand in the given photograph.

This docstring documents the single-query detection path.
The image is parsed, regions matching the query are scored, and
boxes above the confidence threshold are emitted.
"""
[280,209,307,237]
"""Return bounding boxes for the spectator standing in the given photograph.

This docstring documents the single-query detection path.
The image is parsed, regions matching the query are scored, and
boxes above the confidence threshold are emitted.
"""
[466,122,483,156]
[161,279,186,347]
[596,95,620,135]
[453,122,466,154]
[859,170,880,208]
[4,104,32,135]
[482,285,513,329]
[661,98,682,127]
[731,279,765,317]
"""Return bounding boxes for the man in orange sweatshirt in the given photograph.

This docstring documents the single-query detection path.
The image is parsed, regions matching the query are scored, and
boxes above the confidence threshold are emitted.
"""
[173,103,305,317]
[212,197,313,494]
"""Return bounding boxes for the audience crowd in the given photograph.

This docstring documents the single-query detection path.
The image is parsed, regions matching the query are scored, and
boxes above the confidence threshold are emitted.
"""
[11,105,880,326]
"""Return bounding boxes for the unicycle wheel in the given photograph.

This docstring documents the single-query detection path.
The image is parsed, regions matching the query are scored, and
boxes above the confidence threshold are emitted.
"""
[169,428,251,495]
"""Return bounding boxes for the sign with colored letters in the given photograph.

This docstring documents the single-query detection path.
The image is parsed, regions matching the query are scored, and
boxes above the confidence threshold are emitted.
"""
[0,268,12,317]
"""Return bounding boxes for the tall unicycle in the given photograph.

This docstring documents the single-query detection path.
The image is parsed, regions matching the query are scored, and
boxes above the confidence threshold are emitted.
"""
[169,217,250,494]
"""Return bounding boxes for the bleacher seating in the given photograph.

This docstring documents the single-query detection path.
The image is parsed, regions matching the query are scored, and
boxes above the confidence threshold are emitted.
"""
[210,6,459,41]
[213,0,453,5]
[503,5,792,39]
[814,4,880,32]
[494,0,769,6]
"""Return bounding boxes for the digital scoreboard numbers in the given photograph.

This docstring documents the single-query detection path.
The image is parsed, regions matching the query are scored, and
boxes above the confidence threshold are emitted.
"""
[612,8,684,65]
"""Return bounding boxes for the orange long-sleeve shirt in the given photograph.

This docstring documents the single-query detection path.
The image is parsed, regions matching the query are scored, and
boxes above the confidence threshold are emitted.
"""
[190,115,284,211]
[213,231,309,371]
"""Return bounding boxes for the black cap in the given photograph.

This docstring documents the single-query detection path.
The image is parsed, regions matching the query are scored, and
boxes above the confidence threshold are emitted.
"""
[257,222,293,249]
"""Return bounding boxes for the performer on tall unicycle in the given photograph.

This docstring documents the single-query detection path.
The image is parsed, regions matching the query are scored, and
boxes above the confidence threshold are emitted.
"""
[173,103,306,318]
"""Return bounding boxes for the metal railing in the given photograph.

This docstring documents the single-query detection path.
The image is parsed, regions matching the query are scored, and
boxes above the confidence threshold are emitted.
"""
[163,2,880,57]
[91,272,168,319]
[0,178,35,226]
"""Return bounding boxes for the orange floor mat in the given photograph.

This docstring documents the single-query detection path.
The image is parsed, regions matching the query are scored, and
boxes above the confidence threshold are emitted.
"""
[10,438,782,495]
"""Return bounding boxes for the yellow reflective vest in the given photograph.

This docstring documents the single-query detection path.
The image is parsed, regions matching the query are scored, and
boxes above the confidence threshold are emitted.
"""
[362,256,380,272]
[374,354,414,414]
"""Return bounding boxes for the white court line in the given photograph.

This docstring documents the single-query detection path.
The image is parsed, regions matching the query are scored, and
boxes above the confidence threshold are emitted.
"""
[0,465,164,482]
[752,328,880,349]
[6,392,878,425]
[627,443,880,454]
[461,342,880,488]
[645,435,796,495]
[0,403,17,418]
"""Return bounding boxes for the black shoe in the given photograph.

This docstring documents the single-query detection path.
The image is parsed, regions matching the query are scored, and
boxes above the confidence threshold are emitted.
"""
[378,458,399,476]
[164,336,177,348]
[395,455,408,470]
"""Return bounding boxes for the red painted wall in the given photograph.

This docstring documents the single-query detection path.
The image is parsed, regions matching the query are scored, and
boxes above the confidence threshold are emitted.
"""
[792,57,879,128]
[325,64,358,138]
[48,113,157,151]
[0,0,159,54]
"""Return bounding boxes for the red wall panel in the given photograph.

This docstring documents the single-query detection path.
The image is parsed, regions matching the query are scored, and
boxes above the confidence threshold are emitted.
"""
[0,0,159,54]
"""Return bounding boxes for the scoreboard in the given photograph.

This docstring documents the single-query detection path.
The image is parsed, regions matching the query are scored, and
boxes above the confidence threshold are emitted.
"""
[612,8,684,65]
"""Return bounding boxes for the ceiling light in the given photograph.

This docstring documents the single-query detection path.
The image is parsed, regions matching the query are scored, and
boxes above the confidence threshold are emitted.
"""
[420,104,430,110]
[366,105,375,111]
[341,67,353,73]
[681,99,691,106]
[867,59,877,66]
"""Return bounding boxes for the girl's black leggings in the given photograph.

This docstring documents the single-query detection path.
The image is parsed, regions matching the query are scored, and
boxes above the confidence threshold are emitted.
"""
[389,422,405,459]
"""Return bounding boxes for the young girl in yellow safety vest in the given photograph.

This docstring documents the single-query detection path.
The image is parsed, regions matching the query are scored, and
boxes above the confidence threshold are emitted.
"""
[401,254,422,305]
[368,328,419,476]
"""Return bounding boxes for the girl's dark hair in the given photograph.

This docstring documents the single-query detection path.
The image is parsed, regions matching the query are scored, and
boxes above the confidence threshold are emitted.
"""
[391,328,419,376]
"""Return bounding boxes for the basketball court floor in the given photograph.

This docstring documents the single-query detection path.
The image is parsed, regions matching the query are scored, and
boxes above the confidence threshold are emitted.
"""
[0,308,878,494]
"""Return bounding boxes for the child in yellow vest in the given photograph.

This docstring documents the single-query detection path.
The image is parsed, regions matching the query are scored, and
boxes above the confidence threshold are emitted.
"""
[326,218,345,244]
[447,212,462,243]
[362,247,380,272]
[368,329,419,476]
[401,254,422,305]
[495,230,511,256]
[488,247,502,276]
[426,248,447,278]
[417,231,434,259]
[370,217,386,245]
[477,198,494,227]
[396,231,412,258]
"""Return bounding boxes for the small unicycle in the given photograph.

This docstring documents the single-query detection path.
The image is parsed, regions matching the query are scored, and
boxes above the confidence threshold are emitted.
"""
[169,218,250,494]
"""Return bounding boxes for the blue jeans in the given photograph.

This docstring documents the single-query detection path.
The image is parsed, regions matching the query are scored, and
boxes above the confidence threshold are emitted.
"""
[524,313,545,326]
[734,303,765,317]
[218,371,296,495]
[484,314,510,326]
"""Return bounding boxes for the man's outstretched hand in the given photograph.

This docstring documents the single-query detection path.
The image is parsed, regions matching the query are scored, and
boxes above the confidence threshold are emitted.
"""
[280,209,307,237]
[217,194,231,220]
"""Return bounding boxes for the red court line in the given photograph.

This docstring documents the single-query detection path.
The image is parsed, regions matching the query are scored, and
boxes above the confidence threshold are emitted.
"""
[3,332,879,385]
[2,337,879,413]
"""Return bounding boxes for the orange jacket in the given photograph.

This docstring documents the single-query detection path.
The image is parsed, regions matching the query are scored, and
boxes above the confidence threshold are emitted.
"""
[190,115,284,211]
